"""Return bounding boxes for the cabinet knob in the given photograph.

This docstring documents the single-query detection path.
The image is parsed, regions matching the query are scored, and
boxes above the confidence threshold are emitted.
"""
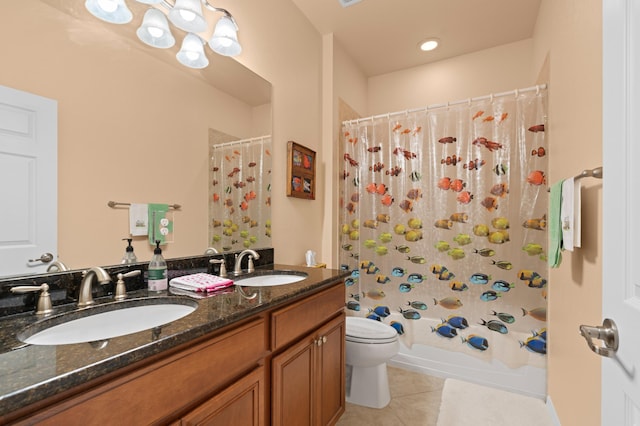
[315,336,327,346]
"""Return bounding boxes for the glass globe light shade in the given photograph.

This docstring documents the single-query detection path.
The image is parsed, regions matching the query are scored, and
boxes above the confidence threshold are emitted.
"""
[137,8,175,48]
[168,0,207,33]
[176,33,209,69]
[208,16,241,57]
[85,0,132,24]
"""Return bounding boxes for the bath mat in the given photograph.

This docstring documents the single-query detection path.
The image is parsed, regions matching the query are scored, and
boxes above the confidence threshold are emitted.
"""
[436,378,554,426]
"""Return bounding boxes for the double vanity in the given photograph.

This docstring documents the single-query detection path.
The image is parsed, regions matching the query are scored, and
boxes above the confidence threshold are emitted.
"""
[0,253,349,425]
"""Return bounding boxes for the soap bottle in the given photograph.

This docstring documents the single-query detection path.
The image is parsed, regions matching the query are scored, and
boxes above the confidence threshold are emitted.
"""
[121,238,137,264]
[148,240,168,292]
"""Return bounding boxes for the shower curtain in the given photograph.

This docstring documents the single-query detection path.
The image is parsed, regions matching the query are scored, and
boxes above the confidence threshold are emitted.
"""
[339,88,547,369]
[209,136,272,252]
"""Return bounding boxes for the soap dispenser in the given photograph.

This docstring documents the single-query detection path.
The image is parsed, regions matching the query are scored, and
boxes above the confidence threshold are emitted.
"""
[148,240,168,292]
[121,238,137,264]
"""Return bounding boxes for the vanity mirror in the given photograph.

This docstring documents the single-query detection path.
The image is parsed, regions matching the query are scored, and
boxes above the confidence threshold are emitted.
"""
[0,1,272,278]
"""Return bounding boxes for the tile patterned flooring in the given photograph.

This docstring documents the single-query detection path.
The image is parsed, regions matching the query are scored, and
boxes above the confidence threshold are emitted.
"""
[336,366,445,426]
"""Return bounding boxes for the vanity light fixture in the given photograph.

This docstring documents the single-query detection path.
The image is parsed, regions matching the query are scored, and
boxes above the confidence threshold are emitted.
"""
[84,0,242,69]
[419,38,439,52]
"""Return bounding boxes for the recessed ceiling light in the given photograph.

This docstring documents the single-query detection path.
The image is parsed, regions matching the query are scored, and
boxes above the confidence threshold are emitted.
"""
[419,38,439,52]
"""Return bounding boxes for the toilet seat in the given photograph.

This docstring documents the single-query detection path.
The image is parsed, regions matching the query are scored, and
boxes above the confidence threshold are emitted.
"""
[346,317,398,344]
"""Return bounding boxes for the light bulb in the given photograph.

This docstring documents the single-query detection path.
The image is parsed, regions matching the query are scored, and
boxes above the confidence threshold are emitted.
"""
[419,39,439,51]
[147,26,163,38]
[179,9,196,22]
[97,0,118,13]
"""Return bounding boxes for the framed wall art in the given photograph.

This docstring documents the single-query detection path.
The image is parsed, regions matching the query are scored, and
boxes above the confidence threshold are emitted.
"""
[286,141,316,200]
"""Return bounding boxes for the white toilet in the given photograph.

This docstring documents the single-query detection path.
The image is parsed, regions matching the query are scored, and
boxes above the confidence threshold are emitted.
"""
[345,316,399,408]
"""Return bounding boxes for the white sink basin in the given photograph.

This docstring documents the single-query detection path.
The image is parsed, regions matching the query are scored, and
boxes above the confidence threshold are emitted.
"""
[18,297,198,346]
[235,272,308,287]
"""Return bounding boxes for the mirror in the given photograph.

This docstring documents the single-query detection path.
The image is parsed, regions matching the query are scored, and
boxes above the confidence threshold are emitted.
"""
[0,1,271,278]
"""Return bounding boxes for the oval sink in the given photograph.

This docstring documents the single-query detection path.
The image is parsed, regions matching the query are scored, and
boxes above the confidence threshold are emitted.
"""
[18,297,198,346]
[235,272,308,287]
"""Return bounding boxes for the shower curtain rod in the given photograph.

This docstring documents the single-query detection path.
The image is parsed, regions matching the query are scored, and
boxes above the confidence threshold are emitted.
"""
[211,135,271,149]
[343,84,548,125]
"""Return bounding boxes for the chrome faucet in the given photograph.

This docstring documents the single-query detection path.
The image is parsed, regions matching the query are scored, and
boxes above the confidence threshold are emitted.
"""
[78,267,111,307]
[47,260,70,272]
[204,247,219,255]
[233,250,260,275]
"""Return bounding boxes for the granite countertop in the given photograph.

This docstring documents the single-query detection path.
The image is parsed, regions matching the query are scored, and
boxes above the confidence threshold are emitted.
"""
[0,264,348,418]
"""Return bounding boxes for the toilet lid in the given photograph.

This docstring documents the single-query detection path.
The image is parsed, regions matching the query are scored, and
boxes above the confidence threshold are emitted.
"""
[346,316,398,343]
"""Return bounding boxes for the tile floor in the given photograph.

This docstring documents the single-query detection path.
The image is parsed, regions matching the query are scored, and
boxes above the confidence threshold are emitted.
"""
[336,366,445,426]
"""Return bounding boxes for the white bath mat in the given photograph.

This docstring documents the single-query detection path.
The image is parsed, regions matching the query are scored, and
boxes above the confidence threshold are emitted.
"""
[436,378,554,426]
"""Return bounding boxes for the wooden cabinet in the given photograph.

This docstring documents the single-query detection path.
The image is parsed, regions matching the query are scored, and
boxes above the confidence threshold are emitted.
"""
[19,318,268,426]
[271,284,345,426]
[14,281,345,426]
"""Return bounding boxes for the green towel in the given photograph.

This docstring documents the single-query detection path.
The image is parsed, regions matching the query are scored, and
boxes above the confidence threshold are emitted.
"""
[148,203,171,245]
[548,180,564,268]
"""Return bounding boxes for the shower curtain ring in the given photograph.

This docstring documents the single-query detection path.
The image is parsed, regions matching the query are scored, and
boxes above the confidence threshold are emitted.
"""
[536,85,540,95]
[515,89,519,98]
[490,93,494,103]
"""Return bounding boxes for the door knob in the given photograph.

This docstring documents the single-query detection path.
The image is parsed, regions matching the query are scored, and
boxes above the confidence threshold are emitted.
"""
[579,318,619,357]
[28,253,54,263]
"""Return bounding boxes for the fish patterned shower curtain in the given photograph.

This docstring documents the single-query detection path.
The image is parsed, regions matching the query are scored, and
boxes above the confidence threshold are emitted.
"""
[339,88,548,368]
[209,136,272,252]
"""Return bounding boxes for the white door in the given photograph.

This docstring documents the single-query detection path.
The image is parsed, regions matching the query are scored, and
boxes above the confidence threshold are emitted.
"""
[601,0,640,424]
[0,85,57,276]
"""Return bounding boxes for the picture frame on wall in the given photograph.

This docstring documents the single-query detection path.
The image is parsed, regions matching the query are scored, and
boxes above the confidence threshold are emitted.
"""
[286,141,316,200]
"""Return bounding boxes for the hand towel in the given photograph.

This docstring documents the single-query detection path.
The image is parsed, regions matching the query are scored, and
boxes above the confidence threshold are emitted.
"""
[129,203,148,236]
[169,286,234,299]
[573,179,582,248]
[169,273,234,293]
[548,180,564,268]
[561,178,575,251]
[148,203,171,245]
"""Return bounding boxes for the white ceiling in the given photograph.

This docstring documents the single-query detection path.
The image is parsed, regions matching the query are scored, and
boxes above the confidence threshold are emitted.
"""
[291,0,542,77]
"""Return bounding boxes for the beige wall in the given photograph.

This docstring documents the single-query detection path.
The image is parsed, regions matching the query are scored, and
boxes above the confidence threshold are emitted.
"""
[533,1,603,425]
[368,39,534,114]
[327,38,369,267]
[231,0,324,266]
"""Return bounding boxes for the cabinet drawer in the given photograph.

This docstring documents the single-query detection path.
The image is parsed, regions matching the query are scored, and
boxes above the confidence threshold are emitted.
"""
[26,318,267,425]
[271,283,343,350]
[181,366,265,426]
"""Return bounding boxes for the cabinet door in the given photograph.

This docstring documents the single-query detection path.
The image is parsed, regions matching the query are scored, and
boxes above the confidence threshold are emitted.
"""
[272,335,316,426]
[181,366,265,426]
[272,313,345,426]
[317,314,345,426]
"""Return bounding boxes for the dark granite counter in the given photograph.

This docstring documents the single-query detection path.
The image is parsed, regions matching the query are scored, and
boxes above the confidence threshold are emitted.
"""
[0,264,348,419]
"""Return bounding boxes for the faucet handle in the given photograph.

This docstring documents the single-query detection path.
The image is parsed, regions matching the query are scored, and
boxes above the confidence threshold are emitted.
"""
[115,270,141,301]
[11,283,53,315]
[247,255,255,273]
[209,258,227,278]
